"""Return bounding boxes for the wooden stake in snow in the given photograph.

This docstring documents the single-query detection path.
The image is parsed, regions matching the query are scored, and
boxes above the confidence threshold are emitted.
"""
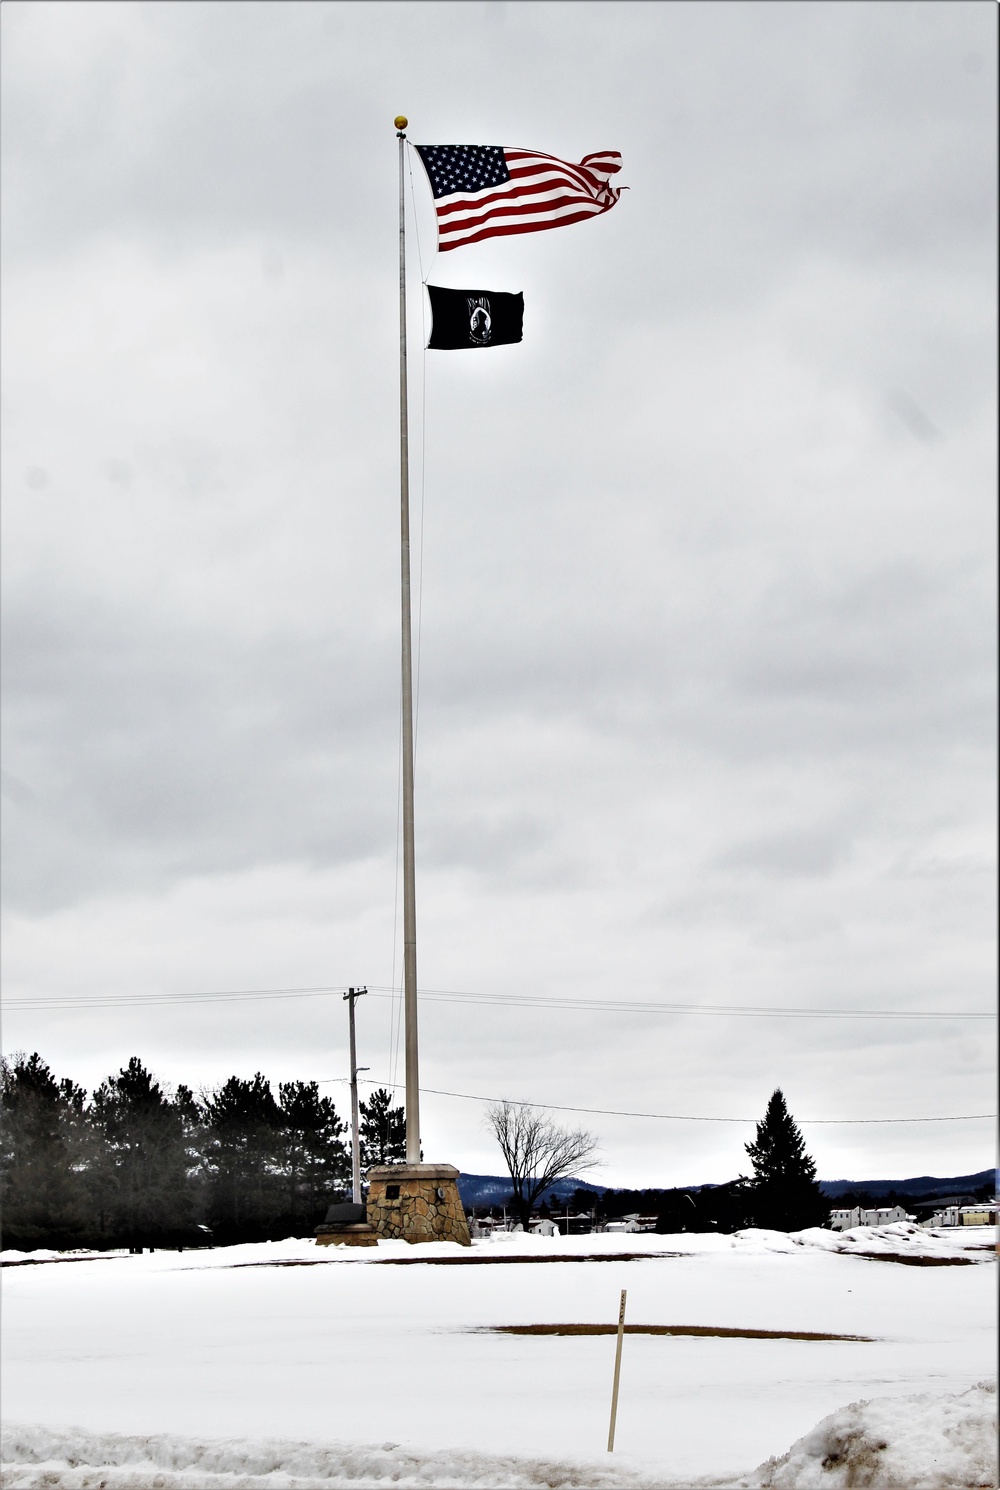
[607,1289,627,1451]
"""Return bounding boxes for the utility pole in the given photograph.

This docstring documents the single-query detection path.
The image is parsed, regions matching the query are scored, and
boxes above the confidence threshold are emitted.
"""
[344,987,369,1204]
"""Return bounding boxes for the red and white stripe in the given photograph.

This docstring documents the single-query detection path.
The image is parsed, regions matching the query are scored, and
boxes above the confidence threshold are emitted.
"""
[434,148,623,252]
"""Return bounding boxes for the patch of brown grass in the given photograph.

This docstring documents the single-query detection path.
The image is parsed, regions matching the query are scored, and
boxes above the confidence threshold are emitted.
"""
[230,1252,685,1268]
[1,1255,119,1267]
[486,1323,875,1341]
[849,1252,979,1267]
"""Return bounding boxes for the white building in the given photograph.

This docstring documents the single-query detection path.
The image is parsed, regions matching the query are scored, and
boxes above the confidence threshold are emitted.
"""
[829,1205,912,1231]
[602,1214,658,1234]
[529,1217,559,1237]
[603,1215,642,1233]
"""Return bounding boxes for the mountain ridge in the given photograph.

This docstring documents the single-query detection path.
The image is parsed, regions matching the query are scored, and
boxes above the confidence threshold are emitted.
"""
[456,1168,996,1209]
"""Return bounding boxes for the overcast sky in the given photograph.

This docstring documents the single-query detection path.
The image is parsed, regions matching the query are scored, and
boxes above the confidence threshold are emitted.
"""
[2,1,996,1188]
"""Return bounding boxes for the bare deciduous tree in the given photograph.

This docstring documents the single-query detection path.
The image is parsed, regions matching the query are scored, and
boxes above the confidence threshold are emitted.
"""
[486,1101,600,1229]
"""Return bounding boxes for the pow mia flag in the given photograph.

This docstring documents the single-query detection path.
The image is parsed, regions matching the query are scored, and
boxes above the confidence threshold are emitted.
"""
[426,285,524,350]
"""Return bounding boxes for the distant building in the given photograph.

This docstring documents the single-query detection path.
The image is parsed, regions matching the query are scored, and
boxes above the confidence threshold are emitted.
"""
[957,1205,998,1227]
[910,1193,981,1224]
[829,1205,912,1231]
[549,1212,597,1235]
[602,1213,658,1233]
[920,1203,998,1228]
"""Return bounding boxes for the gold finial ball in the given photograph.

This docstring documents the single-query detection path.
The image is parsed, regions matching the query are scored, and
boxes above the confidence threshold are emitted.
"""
[394,115,408,130]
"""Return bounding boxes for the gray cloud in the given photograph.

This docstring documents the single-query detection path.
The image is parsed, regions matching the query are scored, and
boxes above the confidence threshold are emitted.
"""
[716,830,852,879]
[1,0,994,1185]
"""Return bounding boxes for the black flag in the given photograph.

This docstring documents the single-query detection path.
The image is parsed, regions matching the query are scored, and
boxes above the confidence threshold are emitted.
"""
[426,285,523,350]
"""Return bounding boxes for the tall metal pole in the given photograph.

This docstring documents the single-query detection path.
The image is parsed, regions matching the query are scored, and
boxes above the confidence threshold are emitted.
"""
[344,986,368,1203]
[395,116,420,1164]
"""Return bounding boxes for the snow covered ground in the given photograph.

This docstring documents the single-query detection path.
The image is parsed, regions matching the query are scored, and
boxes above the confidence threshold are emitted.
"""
[2,1226,996,1488]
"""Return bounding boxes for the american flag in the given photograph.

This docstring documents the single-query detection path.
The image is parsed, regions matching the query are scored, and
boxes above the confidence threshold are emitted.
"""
[414,145,623,252]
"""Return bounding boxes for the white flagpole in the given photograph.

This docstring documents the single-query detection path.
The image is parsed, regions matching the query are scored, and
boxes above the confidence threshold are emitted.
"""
[395,115,420,1164]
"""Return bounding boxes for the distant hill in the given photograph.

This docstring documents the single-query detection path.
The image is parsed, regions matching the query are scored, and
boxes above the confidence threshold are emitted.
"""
[457,1173,602,1208]
[817,1170,996,1200]
[457,1169,996,1210]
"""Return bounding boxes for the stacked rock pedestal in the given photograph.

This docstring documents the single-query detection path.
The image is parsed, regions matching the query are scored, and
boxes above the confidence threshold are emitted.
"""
[366,1163,471,1245]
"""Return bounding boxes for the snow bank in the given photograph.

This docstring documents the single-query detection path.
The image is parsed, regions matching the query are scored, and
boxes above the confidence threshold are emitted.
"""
[5,1384,997,1489]
[743,1381,998,1489]
[786,1223,995,1263]
[5,1229,994,1484]
[3,1222,991,1272]
[0,1424,663,1489]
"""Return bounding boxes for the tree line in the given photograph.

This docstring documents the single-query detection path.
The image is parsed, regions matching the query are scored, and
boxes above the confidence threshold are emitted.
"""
[485,1088,830,1233]
[0,1052,405,1251]
[4,1055,831,1251]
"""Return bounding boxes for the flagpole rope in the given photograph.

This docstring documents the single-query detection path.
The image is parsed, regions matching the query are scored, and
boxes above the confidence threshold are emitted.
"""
[388,708,403,1087]
[415,345,427,743]
[407,143,430,286]
[407,144,430,749]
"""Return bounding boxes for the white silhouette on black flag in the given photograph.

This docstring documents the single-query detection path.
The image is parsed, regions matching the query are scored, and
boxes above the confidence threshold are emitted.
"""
[426,285,524,350]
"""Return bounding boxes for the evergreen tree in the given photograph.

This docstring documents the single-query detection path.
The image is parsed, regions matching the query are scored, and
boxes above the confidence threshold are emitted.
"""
[201,1073,282,1240]
[173,1082,208,1226]
[88,1058,193,1248]
[276,1081,349,1226]
[744,1089,828,1231]
[0,1053,89,1248]
[359,1088,406,1170]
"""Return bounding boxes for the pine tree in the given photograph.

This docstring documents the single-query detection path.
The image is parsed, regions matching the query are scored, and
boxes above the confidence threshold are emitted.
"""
[744,1089,829,1232]
[201,1073,283,1240]
[359,1088,406,1170]
[276,1081,349,1226]
[89,1058,192,1248]
[0,1053,89,1248]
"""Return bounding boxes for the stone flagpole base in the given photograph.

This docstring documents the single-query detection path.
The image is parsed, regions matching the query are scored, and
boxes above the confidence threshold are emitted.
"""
[366,1163,471,1245]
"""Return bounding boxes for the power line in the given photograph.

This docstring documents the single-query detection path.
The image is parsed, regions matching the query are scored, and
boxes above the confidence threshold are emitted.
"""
[369,988,994,1022]
[3,985,345,1010]
[3,983,994,1020]
[322,1075,996,1126]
